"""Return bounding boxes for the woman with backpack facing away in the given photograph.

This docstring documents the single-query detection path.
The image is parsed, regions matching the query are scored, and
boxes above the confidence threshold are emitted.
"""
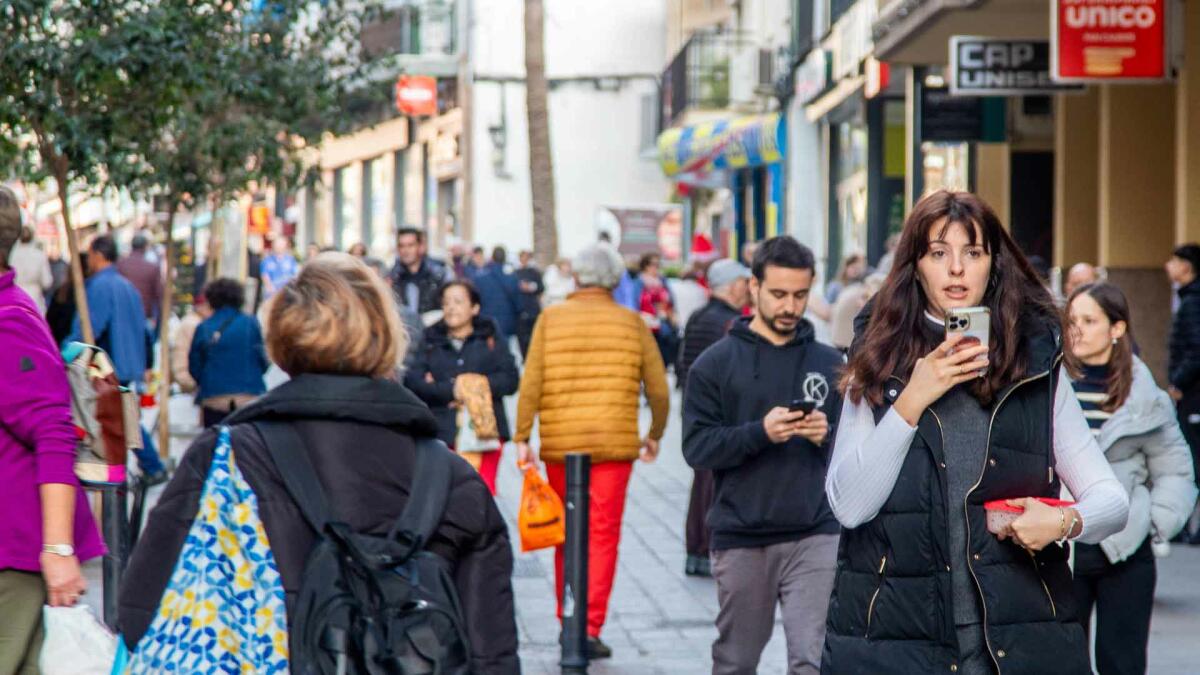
[1064,282,1197,675]
[405,280,518,495]
[188,278,269,427]
[120,253,519,673]
[823,191,1128,675]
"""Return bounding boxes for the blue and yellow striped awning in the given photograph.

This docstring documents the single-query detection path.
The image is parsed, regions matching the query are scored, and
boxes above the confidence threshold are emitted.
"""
[657,113,785,177]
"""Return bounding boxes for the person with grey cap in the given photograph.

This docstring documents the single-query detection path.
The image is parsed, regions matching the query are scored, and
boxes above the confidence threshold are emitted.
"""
[677,258,752,576]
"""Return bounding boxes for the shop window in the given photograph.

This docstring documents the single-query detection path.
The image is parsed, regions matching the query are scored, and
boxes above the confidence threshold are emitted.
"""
[792,0,815,56]
[922,143,970,194]
[828,0,854,25]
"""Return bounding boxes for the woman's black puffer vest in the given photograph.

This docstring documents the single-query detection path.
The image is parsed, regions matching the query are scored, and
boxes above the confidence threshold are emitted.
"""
[822,319,1090,675]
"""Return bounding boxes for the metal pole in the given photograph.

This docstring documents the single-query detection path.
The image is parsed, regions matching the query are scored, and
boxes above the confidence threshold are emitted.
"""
[560,453,590,673]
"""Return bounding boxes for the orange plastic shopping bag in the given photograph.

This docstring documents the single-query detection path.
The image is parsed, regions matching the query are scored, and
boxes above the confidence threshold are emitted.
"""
[518,466,566,552]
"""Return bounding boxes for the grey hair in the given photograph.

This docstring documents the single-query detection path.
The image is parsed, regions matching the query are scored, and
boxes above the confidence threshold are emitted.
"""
[572,243,626,289]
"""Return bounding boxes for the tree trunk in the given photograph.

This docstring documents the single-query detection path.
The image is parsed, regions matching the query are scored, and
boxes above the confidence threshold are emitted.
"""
[54,160,94,345]
[524,0,558,268]
[157,201,179,460]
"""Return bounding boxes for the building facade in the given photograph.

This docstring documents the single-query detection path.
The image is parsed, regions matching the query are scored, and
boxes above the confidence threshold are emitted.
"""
[656,0,798,266]
[291,0,671,264]
[787,0,1200,379]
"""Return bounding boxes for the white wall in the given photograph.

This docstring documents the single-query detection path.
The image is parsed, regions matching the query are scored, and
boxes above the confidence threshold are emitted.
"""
[788,102,827,284]
[468,0,670,258]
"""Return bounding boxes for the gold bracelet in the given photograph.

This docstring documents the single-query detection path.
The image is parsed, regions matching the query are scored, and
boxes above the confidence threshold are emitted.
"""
[1057,508,1068,540]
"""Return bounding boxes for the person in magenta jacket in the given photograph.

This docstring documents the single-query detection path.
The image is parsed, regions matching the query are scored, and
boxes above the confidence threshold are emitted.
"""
[0,186,104,673]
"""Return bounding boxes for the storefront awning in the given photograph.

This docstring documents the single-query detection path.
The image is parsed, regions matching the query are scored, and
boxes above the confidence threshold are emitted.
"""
[657,113,785,178]
[805,75,865,123]
[873,0,1049,65]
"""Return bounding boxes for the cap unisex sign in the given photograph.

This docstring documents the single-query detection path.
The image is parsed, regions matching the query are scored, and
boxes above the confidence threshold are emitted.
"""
[949,37,1084,95]
[1052,0,1169,82]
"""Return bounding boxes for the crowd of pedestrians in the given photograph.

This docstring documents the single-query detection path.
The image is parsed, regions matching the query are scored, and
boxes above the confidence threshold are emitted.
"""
[5,188,1200,674]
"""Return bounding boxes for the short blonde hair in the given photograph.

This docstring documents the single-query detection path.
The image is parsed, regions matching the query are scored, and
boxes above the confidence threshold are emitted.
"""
[265,252,406,378]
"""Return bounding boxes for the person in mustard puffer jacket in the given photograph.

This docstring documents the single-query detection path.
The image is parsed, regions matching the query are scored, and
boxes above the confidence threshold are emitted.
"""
[515,242,670,659]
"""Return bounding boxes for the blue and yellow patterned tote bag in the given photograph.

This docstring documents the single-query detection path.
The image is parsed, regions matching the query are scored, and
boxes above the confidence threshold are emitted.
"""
[123,426,289,673]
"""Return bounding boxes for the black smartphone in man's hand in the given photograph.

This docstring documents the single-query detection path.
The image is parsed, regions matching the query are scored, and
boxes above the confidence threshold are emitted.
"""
[789,398,817,415]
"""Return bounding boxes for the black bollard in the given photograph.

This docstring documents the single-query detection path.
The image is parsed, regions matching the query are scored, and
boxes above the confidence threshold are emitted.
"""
[101,483,129,629]
[560,453,590,673]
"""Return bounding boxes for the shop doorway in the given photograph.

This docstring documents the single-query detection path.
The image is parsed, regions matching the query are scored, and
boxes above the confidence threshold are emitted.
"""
[1009,151,1054,264]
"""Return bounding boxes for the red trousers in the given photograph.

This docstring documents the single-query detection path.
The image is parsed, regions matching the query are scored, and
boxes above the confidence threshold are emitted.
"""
[546,460,634,638]
[458,449,501,495]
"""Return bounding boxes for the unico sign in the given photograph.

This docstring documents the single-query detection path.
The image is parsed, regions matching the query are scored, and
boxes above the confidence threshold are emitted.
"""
[1052,0,1168,81]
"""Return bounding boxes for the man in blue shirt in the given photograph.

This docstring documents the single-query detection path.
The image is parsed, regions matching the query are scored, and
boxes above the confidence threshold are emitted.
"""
[68,235,166,482]
[473,247,521,340]
[259,236,299,301]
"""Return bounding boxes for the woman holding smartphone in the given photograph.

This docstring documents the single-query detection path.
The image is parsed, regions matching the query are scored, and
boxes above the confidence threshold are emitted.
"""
[822,191,1129,675]
[1064,282,1196,675]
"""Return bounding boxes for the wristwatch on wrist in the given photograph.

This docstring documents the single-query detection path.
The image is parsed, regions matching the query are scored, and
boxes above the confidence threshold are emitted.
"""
[43,543,75,557]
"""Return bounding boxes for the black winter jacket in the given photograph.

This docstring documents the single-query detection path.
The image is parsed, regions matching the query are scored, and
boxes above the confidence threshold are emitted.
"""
[823,310,1090,675]
[391,256,452,315]
[514,266,544,318]
[1169,279,1200,395]
[676,297,741,393]
[118,375,520,674]
[683,317,845,550]
[405,317,520,447]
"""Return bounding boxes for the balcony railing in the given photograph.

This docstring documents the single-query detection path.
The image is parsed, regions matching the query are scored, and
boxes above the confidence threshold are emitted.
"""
[660,31,748,130]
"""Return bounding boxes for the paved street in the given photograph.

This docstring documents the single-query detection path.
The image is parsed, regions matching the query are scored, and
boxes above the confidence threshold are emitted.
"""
[89,382,1200,674]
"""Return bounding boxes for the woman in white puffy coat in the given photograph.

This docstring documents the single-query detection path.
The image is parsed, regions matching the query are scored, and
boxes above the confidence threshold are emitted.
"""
[1065,281,1198,675]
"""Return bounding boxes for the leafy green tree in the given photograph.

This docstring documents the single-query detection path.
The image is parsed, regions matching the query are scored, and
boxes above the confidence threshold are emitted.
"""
[106,0,367,450]
[0,0,189,343]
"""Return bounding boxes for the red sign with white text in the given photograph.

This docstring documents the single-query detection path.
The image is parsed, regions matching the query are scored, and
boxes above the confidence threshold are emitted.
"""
[1053,0,1167,81]
[395,75,438,116]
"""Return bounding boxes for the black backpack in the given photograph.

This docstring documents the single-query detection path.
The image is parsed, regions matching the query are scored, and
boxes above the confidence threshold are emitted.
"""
[253,421,473,674]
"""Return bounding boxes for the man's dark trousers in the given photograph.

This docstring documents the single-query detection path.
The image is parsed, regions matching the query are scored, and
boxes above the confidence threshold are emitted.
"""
[686,469,714,558]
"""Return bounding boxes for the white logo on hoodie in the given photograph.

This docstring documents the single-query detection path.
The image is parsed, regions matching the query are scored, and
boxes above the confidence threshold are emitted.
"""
[802,372,829,407]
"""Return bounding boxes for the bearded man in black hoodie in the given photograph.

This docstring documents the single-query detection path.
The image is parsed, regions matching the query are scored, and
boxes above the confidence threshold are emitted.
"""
[683,236,843,675]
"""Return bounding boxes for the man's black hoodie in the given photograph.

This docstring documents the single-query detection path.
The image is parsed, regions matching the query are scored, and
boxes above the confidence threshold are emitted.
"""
[683,316,844,550]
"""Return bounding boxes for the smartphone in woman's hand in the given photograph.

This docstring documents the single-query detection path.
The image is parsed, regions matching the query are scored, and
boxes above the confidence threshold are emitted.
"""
[945,307,990,372]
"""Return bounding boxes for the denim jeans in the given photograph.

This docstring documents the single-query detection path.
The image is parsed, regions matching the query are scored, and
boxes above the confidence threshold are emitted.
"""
[135,425,165,475]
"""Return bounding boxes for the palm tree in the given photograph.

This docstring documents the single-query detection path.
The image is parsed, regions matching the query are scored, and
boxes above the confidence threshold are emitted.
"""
[524,0,558,266]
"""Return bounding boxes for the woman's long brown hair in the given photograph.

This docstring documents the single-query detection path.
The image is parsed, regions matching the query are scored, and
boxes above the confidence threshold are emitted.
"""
[841,191,1058,407]
[1063,282,1135,412]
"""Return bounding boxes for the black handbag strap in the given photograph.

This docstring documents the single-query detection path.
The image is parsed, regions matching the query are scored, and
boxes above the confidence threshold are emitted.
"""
[206,313,239,350]
[253,420,454,551]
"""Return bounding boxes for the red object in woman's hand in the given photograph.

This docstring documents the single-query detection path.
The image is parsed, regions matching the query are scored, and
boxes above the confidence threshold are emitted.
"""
[984,498,1075,535]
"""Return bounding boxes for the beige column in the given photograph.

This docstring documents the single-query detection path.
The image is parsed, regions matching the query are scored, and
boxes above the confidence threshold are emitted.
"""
[318,169,335,247]
[1097,84,1176,268]
[974,143,1010,228]
[1177,0,1200,244]
[1053,89,1099,269]
[1098,83,1176,381]
[905,67,918,213]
